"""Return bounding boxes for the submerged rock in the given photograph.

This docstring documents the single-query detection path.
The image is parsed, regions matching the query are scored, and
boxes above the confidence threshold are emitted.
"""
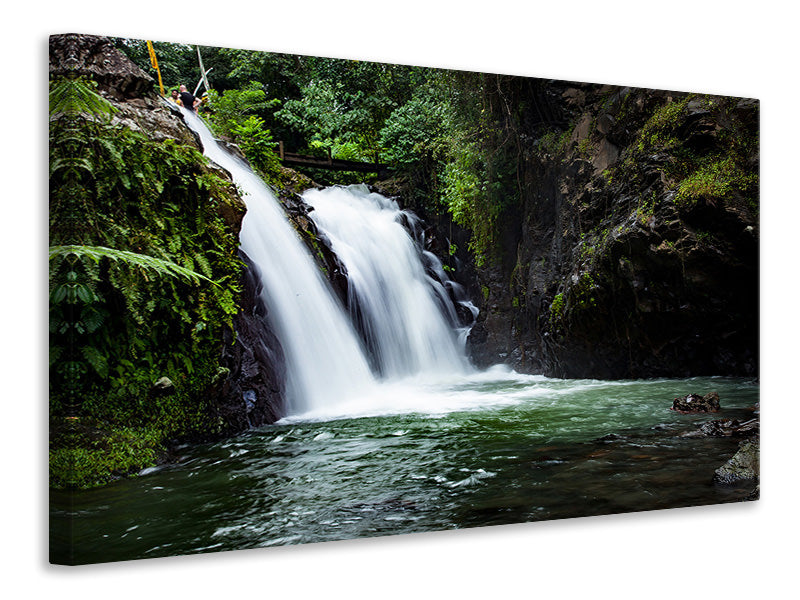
[671,391,720,413]
[714,440,759,485]
[595,433,623,443]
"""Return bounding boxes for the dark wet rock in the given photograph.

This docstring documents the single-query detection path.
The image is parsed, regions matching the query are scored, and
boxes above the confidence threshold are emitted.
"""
[592,138,620,173]
[714,440,759,485]
[671,391,720,413]
[679,429,706,439]
[746,484,760,500]
[595,433,623,443]
[210,251,287,430]
[698,417,759,438]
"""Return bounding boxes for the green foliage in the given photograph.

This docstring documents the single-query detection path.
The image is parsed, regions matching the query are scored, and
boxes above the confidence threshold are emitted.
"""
[549,273,598,329]
[49,76,244,488]
[379,93,449,168]
[206,81,278,139]
[637,95,693,152]
[113,38,196,91]
[675,153,757,207]
[636,191,657,226]
[229,116,282,178]
[574,272,598,310]
[538,127,574,156]
[629,93,759,214]
[549,293,565,323]
[50,245,215,286]
[50,424,163,488]
[49,76,116,118]
[577,137,594,159]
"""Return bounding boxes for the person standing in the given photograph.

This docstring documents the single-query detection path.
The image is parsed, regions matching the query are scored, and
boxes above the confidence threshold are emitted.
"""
[178,85,199,112]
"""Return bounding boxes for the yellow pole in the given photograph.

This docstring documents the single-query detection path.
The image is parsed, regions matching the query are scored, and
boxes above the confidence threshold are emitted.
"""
[146,40,165,96]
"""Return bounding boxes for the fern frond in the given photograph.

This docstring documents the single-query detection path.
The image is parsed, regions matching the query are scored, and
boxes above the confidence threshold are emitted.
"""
[49,245,219,287]
[49,77,116,118]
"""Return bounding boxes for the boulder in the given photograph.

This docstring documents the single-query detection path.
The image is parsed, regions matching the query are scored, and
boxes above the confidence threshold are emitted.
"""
[671,391,720,413]
[714,440,759,485]
[150,377,175,397]
[596,113,615,135]
[49,34,153,99]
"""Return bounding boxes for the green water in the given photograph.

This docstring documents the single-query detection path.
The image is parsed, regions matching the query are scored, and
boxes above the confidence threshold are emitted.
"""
[50,372,758,564]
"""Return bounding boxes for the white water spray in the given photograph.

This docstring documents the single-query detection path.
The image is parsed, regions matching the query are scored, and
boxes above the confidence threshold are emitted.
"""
[304,185,474,378]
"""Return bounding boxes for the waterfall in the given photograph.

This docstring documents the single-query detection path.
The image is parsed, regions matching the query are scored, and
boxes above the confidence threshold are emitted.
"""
[303,185,475,378]
[180,109,475,419]
[181,109,374,415]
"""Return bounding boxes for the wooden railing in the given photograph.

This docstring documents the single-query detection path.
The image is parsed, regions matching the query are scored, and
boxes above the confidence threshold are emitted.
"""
[278,142,390,175]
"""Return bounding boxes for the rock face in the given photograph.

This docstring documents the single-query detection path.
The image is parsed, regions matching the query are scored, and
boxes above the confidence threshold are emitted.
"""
[50,33,153,99]
[211,252,286,430]
[698,417,758,438]
[466,82,758,379]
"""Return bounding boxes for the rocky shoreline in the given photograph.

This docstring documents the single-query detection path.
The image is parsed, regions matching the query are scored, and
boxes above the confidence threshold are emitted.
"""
[676,391,759,494]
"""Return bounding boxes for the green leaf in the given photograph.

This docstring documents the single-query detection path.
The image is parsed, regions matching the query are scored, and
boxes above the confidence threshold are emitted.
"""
[49,245,219,287]
[81,346,109,378]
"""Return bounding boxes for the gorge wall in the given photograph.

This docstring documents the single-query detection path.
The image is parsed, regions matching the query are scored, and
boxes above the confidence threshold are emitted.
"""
[462,81,759,379]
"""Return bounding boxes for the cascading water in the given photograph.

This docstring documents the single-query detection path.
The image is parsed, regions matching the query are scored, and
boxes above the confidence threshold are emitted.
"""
[180,109,475,418]
[303,185,476,378]
[180,108,375,415]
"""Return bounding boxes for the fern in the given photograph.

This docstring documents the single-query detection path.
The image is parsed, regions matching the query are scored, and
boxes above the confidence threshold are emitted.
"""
[49,245,218,287]
[49,76,116,119]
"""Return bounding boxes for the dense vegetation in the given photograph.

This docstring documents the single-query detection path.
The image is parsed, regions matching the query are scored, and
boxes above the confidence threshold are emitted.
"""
[114,40,530,264]
[49,75,245,487]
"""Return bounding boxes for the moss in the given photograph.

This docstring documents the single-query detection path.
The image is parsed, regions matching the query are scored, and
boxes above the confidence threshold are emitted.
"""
[538,124,575,157]
[549,292,565,322]
[675,154,757,207]
[637,95,694,153]
[50,422,164,488]
[577,137,594,159]
[574,272,598,310]
[636,191,657,226]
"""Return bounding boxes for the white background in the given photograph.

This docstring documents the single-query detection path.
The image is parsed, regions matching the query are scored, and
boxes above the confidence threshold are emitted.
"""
[3,1,797,597]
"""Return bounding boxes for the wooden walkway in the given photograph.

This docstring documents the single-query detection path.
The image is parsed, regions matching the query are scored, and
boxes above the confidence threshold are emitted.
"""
[278,142,390,176]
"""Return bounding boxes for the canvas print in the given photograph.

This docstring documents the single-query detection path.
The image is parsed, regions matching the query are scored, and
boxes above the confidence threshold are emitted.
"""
[49,33,759,565]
